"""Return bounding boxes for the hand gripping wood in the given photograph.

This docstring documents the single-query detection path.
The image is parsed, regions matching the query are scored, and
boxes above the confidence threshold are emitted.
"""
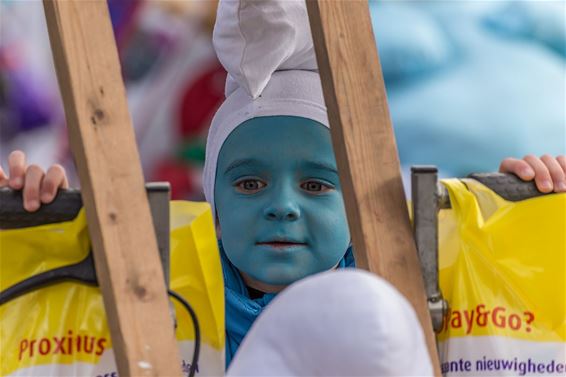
[43,1,182,375]
[306,1,441,374]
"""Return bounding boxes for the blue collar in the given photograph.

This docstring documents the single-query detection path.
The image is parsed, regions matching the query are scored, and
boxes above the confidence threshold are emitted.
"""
[220,243,355,368]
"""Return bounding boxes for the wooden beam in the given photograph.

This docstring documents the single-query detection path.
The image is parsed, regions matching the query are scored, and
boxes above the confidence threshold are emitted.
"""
[306,1,441,374]
[43,1,182,376]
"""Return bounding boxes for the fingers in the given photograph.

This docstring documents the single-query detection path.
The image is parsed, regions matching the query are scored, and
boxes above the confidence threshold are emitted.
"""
[502,155,566,193]
[540,154,566,192]
[8,150,26,190]
[19,164,69,210]
[498,158,535,181]
[41,164,69,204]
[523,155,555,193]
[3,151,71,212]
[23,165,45,212]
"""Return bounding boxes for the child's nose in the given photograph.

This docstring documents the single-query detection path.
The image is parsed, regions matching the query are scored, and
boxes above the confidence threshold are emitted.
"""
[263,199,301,222]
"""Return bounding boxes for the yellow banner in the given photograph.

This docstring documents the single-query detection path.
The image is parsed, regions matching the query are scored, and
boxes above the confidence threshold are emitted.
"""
[438,179,565,342]
[0,201,224,376]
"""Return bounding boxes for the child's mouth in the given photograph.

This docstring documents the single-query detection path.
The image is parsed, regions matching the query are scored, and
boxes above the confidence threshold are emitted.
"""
[256,241,307,249]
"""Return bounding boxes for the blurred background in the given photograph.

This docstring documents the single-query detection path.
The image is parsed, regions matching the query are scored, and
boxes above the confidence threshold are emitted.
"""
[1,0,564,199]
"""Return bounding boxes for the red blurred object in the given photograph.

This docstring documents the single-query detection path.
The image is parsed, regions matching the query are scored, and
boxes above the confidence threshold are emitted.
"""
[178,62,226,138]
[152,159,193,200]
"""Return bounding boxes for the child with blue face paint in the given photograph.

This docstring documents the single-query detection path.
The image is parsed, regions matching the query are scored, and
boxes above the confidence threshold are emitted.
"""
[200,55,355,362]
[212,115,355,365]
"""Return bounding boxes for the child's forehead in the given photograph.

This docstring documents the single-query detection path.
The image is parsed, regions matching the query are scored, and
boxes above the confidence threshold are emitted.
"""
[218,116,336,171]
[221,156,338,176]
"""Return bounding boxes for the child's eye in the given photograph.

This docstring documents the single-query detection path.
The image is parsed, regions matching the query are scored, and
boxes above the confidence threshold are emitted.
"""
[300,180,333,193]
[235,179,266,193]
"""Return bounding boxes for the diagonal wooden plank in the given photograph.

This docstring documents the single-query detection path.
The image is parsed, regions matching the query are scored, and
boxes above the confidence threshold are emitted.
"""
[43,1,182,375]
[306,1,441,374]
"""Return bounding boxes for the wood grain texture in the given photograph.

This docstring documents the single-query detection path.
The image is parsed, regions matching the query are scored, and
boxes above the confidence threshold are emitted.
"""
[306,1,441,374]
[43,1,182,376]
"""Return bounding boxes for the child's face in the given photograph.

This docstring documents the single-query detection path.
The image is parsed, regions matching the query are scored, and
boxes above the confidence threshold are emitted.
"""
[215,116,351,286]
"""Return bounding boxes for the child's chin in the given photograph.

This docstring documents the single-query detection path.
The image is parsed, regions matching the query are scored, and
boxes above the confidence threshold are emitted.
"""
[259,267,317,286]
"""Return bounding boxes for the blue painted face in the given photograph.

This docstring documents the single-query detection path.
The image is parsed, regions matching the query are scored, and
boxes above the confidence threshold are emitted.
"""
[215,116,351,287]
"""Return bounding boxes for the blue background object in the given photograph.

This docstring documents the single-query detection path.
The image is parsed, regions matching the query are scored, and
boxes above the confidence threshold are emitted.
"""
[370,1,565,178]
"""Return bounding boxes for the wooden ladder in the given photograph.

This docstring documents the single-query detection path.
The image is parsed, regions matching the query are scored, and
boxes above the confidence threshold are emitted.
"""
[43,0,440,376]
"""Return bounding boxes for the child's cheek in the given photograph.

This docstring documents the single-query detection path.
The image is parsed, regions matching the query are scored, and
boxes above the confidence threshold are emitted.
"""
[308,199,351,265]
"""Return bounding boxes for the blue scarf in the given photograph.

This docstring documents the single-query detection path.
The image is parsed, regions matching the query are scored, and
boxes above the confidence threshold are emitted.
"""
[220,244,355,368]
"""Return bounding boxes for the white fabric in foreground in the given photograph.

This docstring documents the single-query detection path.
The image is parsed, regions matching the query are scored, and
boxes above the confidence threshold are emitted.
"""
[204,0,329,217]
[227,270,433,376]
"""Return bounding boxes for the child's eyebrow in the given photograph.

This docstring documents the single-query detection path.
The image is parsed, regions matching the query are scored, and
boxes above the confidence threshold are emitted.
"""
[223,158,264,175]
[302,161,339,174]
